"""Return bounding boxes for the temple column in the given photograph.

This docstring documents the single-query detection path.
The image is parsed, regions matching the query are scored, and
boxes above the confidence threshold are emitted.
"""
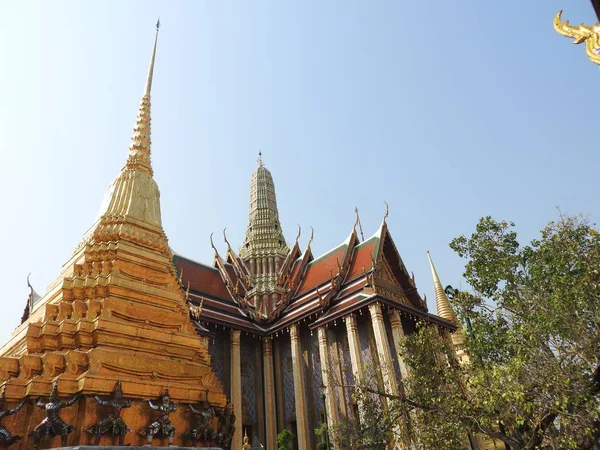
[318,327,339,448]
[389,310,410,381]
[230,330,243,450]
[290,324,311,450]
[263,338,277,450]
[345,313,365,420]
[369,303,405,447]
[368,303,399,399]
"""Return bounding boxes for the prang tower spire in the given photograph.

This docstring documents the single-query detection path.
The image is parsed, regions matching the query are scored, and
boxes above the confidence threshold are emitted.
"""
[238,153,290,316]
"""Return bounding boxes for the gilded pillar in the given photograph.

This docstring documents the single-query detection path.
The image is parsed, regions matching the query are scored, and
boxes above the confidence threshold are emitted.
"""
[368,303,399,399]
[230,329,243,450]
[263,338,277,450]
[318,327,339,447]
[389,310,410,381]
[290,324,311,450]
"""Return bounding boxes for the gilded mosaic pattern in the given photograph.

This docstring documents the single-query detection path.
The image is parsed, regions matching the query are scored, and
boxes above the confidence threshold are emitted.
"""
[309,331,324,418]
[241,339,258,424]
[280,337,295,423]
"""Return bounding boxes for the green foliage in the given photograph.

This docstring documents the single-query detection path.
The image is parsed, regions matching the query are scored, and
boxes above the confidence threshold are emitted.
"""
[443,215,600,449]
[276,429,294,450]
[314,421,330,450]
[336,215,600,450]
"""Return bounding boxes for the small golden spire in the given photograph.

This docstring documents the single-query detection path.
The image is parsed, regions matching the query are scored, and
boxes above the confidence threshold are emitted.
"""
[258,151,264,167]
[426,251,457,323]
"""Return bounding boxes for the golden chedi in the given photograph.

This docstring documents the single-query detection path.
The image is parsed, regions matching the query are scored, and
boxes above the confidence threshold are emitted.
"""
[0,21,225,449]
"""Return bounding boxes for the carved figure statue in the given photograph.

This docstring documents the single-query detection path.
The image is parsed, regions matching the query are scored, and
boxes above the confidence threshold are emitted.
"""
[86,380,132,445]
[214,403,236,449]
[0,391,25,446]
[29,383,79,449]
[140,387,177,446]
[186,390,215,446]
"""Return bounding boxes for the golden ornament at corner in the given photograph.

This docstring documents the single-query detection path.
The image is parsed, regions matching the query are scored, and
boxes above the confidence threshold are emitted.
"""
[553,10,600,65]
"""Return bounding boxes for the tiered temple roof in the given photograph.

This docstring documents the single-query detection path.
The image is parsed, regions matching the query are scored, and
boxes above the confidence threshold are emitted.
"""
[174,160,457,335]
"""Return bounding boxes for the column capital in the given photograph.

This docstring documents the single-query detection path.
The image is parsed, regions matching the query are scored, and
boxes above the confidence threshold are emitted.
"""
[368,302,383,320]
[345,313,358,330]
[290,323,300,341]
[263,337,273,354]
[389,309,402,328]
[231,329,241,345]
[317,325,328,345]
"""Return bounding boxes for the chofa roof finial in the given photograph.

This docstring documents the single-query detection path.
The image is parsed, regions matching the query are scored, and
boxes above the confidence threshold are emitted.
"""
[383,201,389,223]
[354,207,364,241]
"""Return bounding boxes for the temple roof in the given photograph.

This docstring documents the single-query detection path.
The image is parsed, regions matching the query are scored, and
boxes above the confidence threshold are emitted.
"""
[174,220,457,335]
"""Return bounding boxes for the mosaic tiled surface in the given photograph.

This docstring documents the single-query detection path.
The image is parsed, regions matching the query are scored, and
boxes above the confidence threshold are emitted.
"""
[210,330,228,396]
[358,315,374,370]
[385,314,402,380]
[280,337,295,423]
[241,339,258,424]
[336,327,354,408]
[309,331,324,417]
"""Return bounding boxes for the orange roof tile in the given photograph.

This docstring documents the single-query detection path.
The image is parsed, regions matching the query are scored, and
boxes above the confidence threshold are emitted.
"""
[296,246,346,294]
[346,238,377,281]
[175,256,232,301]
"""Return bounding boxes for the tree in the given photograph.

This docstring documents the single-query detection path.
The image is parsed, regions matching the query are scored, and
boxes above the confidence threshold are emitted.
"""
[277,429,294,450]
[335,215,600,449]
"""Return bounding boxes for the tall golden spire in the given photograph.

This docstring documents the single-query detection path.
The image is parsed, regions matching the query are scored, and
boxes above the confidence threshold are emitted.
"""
[86,20,168,253]
[426,251,457,323]
[123,18,160,176]
[144,19,160,96]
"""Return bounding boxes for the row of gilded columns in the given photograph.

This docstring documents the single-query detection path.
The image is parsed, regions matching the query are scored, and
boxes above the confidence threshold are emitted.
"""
[228,303,410,450]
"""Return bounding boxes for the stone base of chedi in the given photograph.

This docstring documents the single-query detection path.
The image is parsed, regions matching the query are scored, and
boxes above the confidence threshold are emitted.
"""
[49,447,222,450]
[0,22,229,450]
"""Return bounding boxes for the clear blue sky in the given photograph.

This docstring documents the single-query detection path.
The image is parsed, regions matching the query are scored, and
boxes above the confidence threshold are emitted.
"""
[0,1,597,344]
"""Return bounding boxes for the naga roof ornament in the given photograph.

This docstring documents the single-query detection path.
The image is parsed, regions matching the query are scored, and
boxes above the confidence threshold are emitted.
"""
[554,10,600,65]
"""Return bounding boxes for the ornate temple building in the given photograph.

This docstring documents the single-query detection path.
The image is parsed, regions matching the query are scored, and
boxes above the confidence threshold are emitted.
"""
[0,24,467,450]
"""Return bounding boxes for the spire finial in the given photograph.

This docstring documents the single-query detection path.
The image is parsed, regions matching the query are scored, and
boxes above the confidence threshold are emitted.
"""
[144,19,160,96]
[258,151,264,167]
[383,201,389,222]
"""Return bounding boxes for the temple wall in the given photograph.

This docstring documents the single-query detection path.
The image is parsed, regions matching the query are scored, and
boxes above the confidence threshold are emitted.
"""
[279,337,295,428]
[300,325,317,447]
[210,329,231,399]
[332,325,353,418]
